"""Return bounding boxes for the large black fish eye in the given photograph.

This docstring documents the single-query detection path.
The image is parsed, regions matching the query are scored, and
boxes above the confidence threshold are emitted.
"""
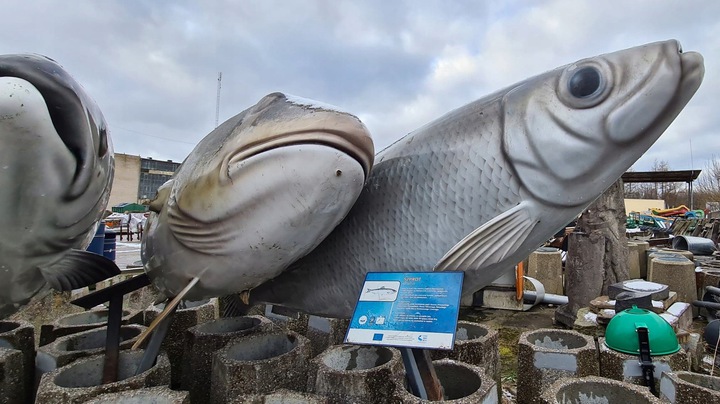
[568,66,602,98]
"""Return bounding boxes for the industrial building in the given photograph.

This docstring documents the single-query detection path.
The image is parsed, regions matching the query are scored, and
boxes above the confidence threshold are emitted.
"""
[107,153,181,208]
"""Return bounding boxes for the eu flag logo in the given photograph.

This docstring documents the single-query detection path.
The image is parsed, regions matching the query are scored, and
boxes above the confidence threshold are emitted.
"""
[372,333,384,341]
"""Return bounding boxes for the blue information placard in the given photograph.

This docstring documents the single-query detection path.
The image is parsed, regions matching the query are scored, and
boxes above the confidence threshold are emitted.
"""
[344,272,464,350]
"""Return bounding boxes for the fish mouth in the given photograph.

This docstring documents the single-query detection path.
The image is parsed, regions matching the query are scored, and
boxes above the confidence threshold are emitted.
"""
[677,48,704,104]
[223,128,374,182]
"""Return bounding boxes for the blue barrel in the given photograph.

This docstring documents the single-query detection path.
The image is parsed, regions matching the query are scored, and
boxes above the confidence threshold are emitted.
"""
[103,231,117,261]
[86,222,105,256]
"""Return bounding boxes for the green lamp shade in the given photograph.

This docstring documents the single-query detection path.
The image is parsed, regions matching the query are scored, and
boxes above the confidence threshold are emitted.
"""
[604,306,681,356]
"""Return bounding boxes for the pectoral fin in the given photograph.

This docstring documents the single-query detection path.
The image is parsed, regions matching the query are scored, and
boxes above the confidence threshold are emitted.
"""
[434,202,537,271]
[40,250,121,291]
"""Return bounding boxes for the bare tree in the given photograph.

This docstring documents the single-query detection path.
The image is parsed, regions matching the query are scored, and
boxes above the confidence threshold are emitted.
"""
[695,155,720,210]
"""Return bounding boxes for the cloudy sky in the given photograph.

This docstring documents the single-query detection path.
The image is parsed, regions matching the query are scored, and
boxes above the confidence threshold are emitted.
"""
[2,0,718,173]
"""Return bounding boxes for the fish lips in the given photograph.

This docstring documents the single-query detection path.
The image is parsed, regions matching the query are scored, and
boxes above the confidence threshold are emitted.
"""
[223,128,374,184]
[606,42,704,145]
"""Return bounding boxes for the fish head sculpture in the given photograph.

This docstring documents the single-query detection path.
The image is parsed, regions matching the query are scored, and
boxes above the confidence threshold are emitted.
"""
[143,92,374,300]
[245,40,704,318]
[503,39,704,208]
[0,54,116,317]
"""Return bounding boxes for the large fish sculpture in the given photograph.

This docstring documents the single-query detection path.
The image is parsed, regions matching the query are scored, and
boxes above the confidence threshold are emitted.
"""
[0,54,119,318]
[141,93,374,302]
[246,40,704,318]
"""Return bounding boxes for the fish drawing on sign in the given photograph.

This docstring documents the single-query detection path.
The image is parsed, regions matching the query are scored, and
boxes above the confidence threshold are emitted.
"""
[247,40,704,318]
[0,55,119,318]
[140,92,374,305]
[366,286,397,294]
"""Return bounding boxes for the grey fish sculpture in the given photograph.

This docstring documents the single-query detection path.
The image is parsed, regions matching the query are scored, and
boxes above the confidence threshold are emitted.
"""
[0,54,119,317]
[247,40,704,318]
[141,92,374,302]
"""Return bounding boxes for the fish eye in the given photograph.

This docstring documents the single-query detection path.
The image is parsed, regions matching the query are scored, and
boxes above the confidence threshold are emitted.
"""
[558,60,612,109]
[568,67,602,98]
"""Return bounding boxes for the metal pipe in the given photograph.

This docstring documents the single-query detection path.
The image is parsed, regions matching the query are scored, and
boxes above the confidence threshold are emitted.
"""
[693,300,720,310]
[706,286,720,297]
[524,291,569,305]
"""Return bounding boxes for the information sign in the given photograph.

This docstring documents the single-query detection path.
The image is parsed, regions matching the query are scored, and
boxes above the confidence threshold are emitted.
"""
[345,271,464,350]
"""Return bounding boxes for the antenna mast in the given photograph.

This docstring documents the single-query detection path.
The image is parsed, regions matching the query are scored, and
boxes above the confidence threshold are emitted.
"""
[215,72,222,127]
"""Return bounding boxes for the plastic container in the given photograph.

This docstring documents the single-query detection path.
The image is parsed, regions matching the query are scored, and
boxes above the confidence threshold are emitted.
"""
[86,222,105,256]
[605,305,680,356]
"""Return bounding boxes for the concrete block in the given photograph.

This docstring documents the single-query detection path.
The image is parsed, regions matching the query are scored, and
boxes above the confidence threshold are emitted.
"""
[144,298,217,387]
[211,330,312,403]
[183,315,273,403]
[264,304,310,335]
[517,329,599,404]
[660,248,694,261]
[598,337,689,392]
[660,370,720,403]
[230,389,329,404]
[308,344,403,404]
[526,247,563,295]
[0,319,34,403]
[0,348,25,404]
[395,359,498,404]
[36,324,146,379]
[306,315,350,357]
[635,241,650,278]
[648,255,697,304]
[35,350,171,403]
[627,242,642,280]
[430,321,500,396]
[539,376,663,404]
[571,308,603,338]
[39,309,142,346]
[84,386,190,403]
[681,333,704,372]
[614,291,653,313]
[480,286,525,310]
[666,302,693,330]
[608,279,669,301]
[647,250,681,281]
[697,267,720,298]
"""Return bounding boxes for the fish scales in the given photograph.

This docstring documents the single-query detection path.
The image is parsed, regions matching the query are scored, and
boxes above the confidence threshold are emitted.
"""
[252,98,526,316]
[250,40,705,318]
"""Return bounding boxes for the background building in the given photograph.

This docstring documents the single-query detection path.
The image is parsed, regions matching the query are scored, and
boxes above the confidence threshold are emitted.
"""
[108,153,181,208]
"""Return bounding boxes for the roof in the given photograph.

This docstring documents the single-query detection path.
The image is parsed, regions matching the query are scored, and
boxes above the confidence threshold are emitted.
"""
[621,170,701,183]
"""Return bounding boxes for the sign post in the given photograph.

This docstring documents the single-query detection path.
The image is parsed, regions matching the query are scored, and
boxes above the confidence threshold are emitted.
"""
[345,272,464,400]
